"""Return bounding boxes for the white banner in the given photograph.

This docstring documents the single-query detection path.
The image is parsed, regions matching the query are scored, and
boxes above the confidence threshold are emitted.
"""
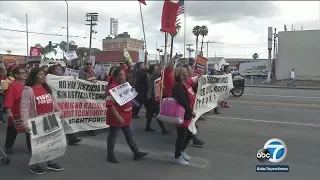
[188,74,233,134]
[109,82,138,106]
[64,51,78,61]
[46,74,109,134]
[28,113,67,165]
[64,68,79,78]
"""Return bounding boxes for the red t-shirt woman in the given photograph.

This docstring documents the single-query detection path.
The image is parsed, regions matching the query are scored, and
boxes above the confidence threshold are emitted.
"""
[176,82,196,128]
[105,68,147,164]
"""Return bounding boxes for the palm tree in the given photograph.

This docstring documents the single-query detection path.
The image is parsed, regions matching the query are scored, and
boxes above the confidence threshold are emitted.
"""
[59,41,76,52]
[34,43,57,60]
[192,25,201,55]
[6,50,11,54]
[169,21,181,61]
[252,53,259,59]
[75,47,101,60]
[200,25,208,55]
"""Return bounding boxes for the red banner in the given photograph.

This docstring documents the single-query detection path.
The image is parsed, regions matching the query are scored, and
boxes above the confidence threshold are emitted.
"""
[193,56,208,76]
[138,0,146,5]
[30,47,41,56]
[161,0,179,34]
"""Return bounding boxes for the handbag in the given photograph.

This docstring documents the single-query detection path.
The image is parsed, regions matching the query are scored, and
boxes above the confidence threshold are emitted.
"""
[11,115,25,133]
[157,97,185,124]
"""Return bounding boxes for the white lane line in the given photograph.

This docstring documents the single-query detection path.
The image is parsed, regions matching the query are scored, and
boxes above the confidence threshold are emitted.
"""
[81,138,211,169]
[243,93,320,99]
[208,115,320,127]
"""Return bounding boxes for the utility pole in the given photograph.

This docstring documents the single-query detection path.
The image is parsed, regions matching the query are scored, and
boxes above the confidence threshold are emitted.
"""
[186,43,193,58]
[26,14,29,56]
[85,12,98,57]
[65,0,69,53]
[272,28,278,78]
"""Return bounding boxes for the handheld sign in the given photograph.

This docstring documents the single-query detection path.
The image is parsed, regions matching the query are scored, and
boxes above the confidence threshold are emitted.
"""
[109,82,138,106]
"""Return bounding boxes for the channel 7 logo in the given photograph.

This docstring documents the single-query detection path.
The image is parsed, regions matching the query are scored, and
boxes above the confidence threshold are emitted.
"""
[256,138,287,163]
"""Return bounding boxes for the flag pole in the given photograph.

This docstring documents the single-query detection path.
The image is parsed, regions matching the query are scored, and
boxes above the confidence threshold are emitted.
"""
[139,2,147,53]
[183,1,186,59]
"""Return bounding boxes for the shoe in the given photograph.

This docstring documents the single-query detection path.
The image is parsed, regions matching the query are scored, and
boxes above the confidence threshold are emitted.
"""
[5,148,13,154]
[69,138,82,145]
[145,127,155,132]
[47,163,64,171]
[30,166,47,175]
[162,130,171,135]
[172,156,189,166]
[134,152,148,161]
[224,104,230,108]
[107,155,119,163]
[192,139,205,147]
[181,152,191,161]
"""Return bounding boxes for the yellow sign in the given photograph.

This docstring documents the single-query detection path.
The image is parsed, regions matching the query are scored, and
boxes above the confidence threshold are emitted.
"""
[123,48,133,65]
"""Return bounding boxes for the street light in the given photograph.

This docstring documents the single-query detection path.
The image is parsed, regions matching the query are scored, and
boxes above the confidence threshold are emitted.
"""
[65,0,69,53]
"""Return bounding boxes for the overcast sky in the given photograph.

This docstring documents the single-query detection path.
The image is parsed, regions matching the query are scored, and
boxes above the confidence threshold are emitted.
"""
[0,1,319,60]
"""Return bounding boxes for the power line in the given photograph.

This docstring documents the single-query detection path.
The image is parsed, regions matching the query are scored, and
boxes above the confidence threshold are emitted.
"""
[0,27,102,42]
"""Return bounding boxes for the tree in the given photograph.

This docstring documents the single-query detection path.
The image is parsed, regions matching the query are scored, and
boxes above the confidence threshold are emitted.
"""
[192,25,201,55]
[34,42,57,60]
[6,50,11,54]
[252,53,259,59]
[75,47,101,60]
[169,21,181,61]
[200,25,208,55]
[59,41,76,52]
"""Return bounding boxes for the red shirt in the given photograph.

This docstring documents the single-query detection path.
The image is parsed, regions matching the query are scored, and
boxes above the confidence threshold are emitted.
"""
[32,86,54,115]
[106,82,132,127]
[3,81,25,126]
[176,82,196,128]
[105,76,112,82]
[163,67,174,97]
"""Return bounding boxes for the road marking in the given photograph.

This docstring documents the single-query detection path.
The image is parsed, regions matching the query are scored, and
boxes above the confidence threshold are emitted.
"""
[81,138,211,169]
[207,115,320,127]
[228,99,320,108]
[243,93,320,99]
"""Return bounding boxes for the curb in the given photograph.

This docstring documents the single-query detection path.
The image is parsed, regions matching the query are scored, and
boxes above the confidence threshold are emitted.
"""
[245,85,320,90]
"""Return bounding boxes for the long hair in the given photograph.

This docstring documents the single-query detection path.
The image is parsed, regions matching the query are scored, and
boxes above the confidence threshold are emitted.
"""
[108,66,116,76]
[106,67,121,89]
[46,65,59,75]
[25,67,52,95]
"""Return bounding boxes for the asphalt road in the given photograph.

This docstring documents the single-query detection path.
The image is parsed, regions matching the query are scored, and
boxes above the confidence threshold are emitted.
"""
[1,87,320,180]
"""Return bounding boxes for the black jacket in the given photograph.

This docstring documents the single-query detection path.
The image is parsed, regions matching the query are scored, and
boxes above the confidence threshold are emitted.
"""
[172,82,193,120]
[135,70,148,101]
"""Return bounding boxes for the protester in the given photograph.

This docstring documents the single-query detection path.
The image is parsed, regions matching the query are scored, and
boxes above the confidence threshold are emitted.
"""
[132,62,148,119]
[171,66,196,166]
[4,67,31,154]
[145,64,170,134]
[105,67,148,163]
[163,61,175,98]
[220,64,231,108]
[20,67,64,174]
[24,64,31,74]
[78,59,97,136]
[2,66,15,94]
[105,66,116,82]
[46,65,82,145]
[183,64,205,147]
[0,67,6,123]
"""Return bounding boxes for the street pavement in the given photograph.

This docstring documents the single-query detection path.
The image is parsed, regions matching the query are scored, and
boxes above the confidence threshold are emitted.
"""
[1,87,320,180]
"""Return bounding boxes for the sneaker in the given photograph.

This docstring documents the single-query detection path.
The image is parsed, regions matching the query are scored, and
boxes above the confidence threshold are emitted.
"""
[172,156,189,166]
[30,166,47,175]
[47,163,64,171]
[192,139,205,147]
[181,152,191,161]
[69,138,82,145]
[134,152,148,161]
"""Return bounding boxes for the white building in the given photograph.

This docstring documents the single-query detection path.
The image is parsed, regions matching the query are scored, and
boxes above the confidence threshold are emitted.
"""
[276,30,320,81]
[207,57,227,70]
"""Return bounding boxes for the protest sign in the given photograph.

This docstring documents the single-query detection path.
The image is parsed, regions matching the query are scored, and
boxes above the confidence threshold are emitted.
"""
[46,74,109,134]
[194,56,208,76]
[188,74,233,134]
[123,48,133,65]
[64,68,79,78]
[28,113,67,165]
[154,77,162,102]
[109,82,138,106]
[64,51,78,61]
[138,49,145,63]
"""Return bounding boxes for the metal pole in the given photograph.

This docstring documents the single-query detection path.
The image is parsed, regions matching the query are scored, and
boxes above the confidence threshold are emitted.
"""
[139,3,147,52]
[26,14,29,56]
[89,15,93,57]
[183,2,186,58]
[65,0,69,53]
[206,41,209,73]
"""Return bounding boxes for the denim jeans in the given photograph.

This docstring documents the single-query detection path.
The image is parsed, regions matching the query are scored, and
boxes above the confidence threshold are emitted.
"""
[107,124,139,155]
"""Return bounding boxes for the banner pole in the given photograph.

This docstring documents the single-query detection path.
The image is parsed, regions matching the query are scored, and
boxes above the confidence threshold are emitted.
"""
[139,3,147,52]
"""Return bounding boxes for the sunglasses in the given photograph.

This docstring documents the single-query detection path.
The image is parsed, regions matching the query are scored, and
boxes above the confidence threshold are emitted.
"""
[86,63,92,65]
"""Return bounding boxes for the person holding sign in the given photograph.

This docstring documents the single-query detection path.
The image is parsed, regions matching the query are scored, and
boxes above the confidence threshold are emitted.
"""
[4,67,31,154]
[20,67,64,175]
[105,68,148,163]
[171,67,196,166]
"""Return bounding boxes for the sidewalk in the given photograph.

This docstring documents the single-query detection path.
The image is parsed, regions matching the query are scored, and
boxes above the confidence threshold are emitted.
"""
[246,84,320,90]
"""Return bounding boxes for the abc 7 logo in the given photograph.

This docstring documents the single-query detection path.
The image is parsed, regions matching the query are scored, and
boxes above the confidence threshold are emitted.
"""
[256,138,287,163]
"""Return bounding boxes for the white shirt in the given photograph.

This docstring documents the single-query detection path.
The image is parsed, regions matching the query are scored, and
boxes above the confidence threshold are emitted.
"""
[290,71,295,78]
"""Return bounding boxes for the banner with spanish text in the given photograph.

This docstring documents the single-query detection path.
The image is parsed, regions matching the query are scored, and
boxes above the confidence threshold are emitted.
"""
[28,113,67,165]
[46,74,109,134]
[189,74,233,134]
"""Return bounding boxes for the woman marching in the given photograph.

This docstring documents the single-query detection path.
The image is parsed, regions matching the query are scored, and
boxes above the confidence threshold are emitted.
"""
[4,67,31,154]
[171,66,196,166]
[20,67,64,175]
[105,67,148,163]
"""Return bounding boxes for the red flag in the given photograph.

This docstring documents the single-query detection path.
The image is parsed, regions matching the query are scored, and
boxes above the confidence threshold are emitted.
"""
[160,1,179,34]
[138,0,146,5]
[30,47,41,56]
